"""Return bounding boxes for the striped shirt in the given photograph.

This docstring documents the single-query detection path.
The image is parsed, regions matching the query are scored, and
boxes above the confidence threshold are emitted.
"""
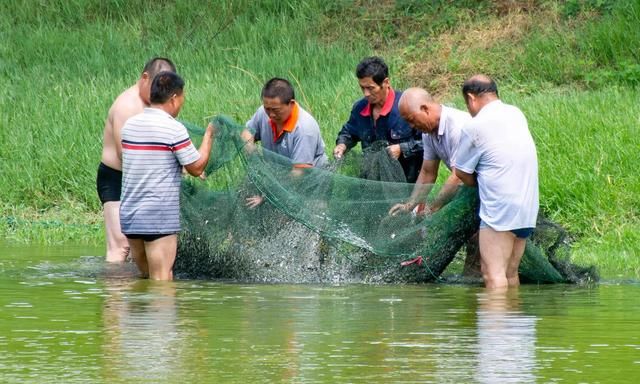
[120,108,200,235]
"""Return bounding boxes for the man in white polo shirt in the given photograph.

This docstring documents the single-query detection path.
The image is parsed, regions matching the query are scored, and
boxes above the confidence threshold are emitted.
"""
[389,87,471,216]
[455,75,539,289]
[120,71,215,280]
[241,77,328,208]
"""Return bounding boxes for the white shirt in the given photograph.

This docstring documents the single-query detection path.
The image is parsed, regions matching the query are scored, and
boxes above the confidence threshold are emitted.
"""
[422,105,471,170]
[456,100,539,230]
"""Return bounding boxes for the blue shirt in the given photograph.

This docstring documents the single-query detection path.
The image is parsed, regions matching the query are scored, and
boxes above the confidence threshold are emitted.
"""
[336,88,423,182]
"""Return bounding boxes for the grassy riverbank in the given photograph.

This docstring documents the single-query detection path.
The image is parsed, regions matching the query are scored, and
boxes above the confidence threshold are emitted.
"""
[1,0,638,278]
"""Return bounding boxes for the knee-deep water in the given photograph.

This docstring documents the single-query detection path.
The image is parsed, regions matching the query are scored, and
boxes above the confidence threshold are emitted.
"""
[0,244,638,383]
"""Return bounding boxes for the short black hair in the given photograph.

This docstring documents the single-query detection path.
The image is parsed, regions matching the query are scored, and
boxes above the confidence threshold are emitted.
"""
[261,77,295,104]
[356,56,389,85]
[142,57,176,78]
[150,71,184,104]
[462,76,499,101]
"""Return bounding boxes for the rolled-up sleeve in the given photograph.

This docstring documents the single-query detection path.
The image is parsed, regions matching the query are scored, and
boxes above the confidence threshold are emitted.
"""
[172,124,200,166]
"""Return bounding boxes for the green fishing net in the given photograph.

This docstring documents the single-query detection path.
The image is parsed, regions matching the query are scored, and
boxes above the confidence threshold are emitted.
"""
[174,116,597,284]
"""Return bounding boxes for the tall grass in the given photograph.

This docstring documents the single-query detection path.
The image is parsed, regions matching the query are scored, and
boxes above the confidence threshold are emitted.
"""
[511,88,640,278]
[510,0,640,88]
[1,1,638,277]
[0,0,367,212]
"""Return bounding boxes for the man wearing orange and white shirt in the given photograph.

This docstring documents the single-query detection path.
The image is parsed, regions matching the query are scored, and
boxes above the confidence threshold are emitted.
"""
[242,77,328,207]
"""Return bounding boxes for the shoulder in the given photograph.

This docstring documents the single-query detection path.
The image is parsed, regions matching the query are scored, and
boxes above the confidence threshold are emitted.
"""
[246,106,269,128]
[445,105,471,119]
[109,86,145,123]
[461,116,481,135]
[485,101,527,124]
[444,106,472,128]
[255,105,267,115]
[297,106,320,130]
[250,105,268,121]
[503,102,527,118]
[389,91,405,118]
[350,98,368,112]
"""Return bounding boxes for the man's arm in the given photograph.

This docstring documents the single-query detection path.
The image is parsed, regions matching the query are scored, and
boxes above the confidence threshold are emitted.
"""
[429,171,463,212]
[239,128,259,154]
[184,123,215,177]
[334,109,360,159]
[240,128,254,143]
[389,159,438,215]
[454,168,477,186]
[242,108,263,148]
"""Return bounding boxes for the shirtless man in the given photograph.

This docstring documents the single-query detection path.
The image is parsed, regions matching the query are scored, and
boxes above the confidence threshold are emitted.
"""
[97,57,176,262]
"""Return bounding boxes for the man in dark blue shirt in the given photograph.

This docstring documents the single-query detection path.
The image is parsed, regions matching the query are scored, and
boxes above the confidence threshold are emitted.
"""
[333,57,423,182]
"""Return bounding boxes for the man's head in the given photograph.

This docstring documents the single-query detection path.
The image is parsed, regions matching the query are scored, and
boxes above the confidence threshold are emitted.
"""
[261,77,296,125]
[356,56,390,107]
[398,87,441,134]
[139,57,176,105]
[462,74,499,117]
[149,71,185,117]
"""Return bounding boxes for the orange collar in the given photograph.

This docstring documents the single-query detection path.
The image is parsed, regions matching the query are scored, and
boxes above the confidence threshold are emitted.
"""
[269,101,299,142]
[360,88,395,118]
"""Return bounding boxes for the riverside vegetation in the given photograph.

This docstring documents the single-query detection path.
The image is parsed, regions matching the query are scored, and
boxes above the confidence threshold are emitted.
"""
[1,0,638,279]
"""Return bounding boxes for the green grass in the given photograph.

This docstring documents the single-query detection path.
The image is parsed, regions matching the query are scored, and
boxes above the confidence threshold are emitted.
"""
[1,0,638,278]
[514,88,640,278]
[0,203,102,245]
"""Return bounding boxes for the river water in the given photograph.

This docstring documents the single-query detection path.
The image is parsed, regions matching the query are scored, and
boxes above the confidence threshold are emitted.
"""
[0,244,638,383]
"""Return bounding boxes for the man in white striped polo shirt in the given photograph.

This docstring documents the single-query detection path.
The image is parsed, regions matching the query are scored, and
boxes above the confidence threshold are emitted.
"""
[120,71,214,280]
[389,87,471,216]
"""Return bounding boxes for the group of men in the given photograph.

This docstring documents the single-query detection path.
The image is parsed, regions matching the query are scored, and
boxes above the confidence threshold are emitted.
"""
[98,56,539,289]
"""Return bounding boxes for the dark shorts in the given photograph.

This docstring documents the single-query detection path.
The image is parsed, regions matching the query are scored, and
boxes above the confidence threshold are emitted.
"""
[480,220,534,239]
[96,162,122,204]
[511,227,534,239]
[125,233,173,242]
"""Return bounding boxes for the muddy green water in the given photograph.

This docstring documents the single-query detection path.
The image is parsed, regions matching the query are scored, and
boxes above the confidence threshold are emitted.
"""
[0,245,639,383]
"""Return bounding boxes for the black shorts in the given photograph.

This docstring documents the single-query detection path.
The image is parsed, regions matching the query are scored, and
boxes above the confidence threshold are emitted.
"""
[96,162,122,204]
[125,233,173,242]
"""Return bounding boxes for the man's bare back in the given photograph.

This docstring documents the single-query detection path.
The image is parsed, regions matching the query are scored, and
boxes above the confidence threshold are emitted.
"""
[100,84,146,170]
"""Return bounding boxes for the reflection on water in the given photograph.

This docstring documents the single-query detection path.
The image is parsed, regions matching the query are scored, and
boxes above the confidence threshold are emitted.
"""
[0,245,639,383]
[102,280,184,383]
[476,290,537,383]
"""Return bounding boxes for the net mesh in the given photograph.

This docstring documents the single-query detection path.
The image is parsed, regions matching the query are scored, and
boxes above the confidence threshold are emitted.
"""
[174,116,597,284]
